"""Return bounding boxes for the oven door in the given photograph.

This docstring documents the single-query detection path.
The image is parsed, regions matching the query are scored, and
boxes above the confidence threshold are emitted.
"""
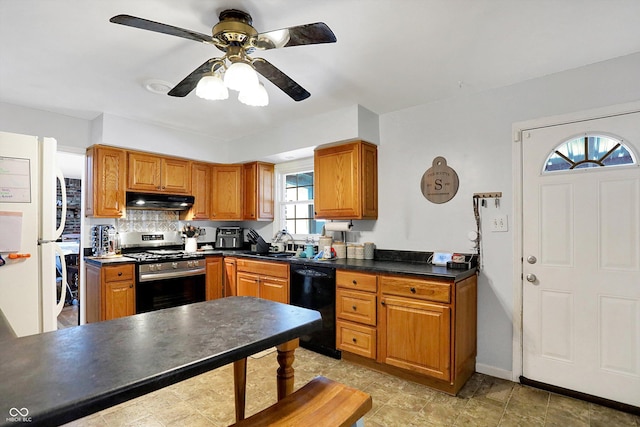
[136,272,206,314]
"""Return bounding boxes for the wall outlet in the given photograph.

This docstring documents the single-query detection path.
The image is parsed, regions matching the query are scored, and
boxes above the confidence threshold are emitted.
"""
[491,214,508,232]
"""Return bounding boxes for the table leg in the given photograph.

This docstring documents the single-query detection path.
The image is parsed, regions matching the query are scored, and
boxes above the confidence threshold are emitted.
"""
[276,339,299,400]
[233,358,247,422]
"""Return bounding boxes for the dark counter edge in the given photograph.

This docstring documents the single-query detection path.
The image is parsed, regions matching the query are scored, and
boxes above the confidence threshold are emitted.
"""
[30,313,322,427]
[84,249,477,282]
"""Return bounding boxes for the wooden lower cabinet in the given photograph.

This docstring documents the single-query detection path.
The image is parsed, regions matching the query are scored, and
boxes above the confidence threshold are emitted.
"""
[337,269,477,395]
[205,257,223,300]
[85,263,135,322]
[224,257,237,297]
[235,259,289,304]
[336,271,378,359]
[378,295,451,381]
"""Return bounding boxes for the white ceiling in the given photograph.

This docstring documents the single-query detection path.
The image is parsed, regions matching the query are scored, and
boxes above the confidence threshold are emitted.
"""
[2,0,640,145]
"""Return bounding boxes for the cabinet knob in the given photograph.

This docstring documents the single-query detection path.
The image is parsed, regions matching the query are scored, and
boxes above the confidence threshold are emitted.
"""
[129,284,133,288]
[352,280,357,285]
[381,300,386,306]
[352,305,357,311]
[410,287,416,294]
[352,337,357,343]
[118,272,122,276]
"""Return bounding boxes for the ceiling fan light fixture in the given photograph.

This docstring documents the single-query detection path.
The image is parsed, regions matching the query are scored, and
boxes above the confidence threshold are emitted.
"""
[238,82,269,107]
[195,74,229,100]
[224,61,259,92]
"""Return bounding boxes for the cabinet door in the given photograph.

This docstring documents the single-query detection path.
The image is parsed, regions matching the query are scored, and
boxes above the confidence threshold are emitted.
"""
[206,257,223,300]
[379,295,451,381]
[314,142,360,218]
[243,162,275,220]
[104,281,135,320]
[188,162,211,219]
[260,276,288,304]
[161,157,191,194]
[128,152,161,192]
[224,258,237,297]
[211,164,243,220]
[236,272,259,297]
[84,264,101,323]
[86,146,126,217]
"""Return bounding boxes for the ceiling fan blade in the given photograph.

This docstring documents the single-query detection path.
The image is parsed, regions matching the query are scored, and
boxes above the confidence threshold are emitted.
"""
[109,14,213,44]
[168,58,223,97]
[253,22,336,50]
[252,59,310,101]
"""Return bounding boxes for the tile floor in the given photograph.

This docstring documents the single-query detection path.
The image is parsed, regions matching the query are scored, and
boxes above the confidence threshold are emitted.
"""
[63,348,639,427]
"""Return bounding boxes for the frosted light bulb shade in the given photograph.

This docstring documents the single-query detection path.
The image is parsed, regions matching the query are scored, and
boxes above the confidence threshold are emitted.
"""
[224,62,259,92]
[238,82,269,107]
[195,75,229,100]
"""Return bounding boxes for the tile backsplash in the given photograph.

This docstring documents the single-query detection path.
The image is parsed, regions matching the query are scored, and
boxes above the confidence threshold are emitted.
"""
[116,210,179,232]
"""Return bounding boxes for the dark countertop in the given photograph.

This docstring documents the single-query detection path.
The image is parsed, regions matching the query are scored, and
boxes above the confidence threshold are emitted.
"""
[220,250,476,282]
[0,297,321,427]
[85,249,476,281]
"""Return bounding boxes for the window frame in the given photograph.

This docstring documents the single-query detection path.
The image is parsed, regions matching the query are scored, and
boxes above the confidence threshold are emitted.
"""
[274,158,325,240]
[543,133,637,173]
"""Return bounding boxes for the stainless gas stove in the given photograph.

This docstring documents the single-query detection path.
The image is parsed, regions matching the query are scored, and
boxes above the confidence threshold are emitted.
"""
[118,231,211,313]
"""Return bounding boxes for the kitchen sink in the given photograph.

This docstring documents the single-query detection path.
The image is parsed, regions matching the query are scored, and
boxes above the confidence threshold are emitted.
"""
[248,252,296,259]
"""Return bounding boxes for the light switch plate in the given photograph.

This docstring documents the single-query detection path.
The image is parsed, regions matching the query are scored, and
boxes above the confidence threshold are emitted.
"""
[432,252,452,265]
[491,214,508,232]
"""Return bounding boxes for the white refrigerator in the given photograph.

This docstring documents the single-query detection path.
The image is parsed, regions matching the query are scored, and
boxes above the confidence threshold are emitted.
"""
[0,130,67,336]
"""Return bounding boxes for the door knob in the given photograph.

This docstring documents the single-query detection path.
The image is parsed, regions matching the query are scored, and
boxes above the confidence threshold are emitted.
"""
[526,273,537,282]
[527,255,537,264]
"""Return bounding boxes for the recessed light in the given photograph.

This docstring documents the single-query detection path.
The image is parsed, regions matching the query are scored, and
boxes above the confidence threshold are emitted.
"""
[143,79,172,94]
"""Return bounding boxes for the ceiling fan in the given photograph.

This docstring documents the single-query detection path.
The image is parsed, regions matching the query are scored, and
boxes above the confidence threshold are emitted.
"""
[109,9,337,102]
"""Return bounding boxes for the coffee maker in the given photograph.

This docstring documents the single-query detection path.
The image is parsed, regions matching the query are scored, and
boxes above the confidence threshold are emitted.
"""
[215,226,243,249]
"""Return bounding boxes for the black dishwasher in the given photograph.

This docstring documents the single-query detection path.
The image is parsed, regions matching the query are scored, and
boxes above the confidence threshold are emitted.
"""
[290,263,341,359]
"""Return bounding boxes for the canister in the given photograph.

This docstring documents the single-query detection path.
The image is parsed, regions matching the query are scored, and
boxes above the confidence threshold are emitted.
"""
[333,242,346,259]
[363,242,375,260]
[346,244,356,259]
[354,245,365,260]
[318,236,333,249]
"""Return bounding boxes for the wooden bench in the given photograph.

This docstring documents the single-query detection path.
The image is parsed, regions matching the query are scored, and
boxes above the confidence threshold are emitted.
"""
[230,376,372,427]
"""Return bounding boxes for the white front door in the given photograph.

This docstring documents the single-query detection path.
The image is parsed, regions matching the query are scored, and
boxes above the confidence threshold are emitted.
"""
[522,112,640,407]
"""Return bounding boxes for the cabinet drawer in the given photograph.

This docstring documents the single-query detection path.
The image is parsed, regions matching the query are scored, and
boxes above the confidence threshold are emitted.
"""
[236,259,289,279]
[337,320,376,359]
[336,289,377,326]
[380,275,451,303]
[336,270,377,292]
[103,264,134,282]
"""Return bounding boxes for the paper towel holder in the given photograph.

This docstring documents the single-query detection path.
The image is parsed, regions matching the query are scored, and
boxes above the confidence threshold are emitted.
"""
[323,220,353,243]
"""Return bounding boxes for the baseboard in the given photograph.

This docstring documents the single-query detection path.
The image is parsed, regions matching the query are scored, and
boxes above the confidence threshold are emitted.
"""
[475,363,513,381]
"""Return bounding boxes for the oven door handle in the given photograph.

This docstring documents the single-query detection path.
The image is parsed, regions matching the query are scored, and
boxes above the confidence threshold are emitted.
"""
[139,267,206,283]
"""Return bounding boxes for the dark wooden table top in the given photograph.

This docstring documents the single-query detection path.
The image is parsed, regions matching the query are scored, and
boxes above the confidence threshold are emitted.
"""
[0,297,321,426]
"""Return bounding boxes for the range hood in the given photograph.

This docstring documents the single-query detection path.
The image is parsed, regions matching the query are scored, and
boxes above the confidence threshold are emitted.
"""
[126,192,194,211]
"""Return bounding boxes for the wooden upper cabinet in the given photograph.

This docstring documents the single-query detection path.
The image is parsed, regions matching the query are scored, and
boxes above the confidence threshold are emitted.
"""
[243,162,275,221]
[85,145,126,218]
[184,162,211,220]
[127,151,191,194]
[211,164,243,220]
[314,140,378,219]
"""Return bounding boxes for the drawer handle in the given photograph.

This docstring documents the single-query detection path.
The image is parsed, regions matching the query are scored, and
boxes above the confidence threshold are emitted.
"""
[352,338,357,343]
[118,272,123,276]
[352,280,357,285]
[410,287,416,294]
[352,305,357,311]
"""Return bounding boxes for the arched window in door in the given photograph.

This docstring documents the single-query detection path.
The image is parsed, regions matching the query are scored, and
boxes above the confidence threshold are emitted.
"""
[544,134,636,172]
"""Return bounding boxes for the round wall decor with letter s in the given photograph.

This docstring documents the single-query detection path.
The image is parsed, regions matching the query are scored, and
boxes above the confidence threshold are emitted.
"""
[420,156,459,204]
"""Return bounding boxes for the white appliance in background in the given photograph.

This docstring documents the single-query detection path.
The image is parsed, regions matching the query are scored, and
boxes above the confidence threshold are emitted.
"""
[0,131,67,336]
